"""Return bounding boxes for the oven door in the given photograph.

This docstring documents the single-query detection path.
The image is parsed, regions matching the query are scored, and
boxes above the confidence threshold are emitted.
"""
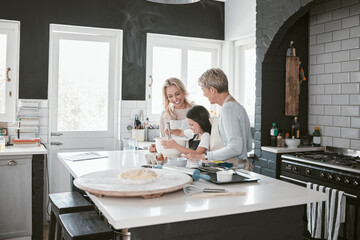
[280,159,359,240]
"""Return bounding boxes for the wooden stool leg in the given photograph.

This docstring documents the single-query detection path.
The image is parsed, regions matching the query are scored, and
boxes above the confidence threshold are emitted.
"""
[56,217,62,240]
[48,210,56,240]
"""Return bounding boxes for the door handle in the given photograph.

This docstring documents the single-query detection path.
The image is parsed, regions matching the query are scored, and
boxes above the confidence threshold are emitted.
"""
[6,67,11,82]
[51,132,63,136]
[50,142,63,146]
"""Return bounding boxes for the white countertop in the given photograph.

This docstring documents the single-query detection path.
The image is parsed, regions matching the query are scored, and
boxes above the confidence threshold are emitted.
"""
[261,146,325,153]
[0,144,47,155]
[58,150,326,230]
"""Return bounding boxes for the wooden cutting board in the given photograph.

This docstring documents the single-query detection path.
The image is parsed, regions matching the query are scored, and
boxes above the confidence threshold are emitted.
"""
[285,56,300,116]
[74,169,193,199]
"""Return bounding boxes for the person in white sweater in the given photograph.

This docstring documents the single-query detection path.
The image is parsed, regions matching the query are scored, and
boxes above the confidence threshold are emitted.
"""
[186,68,253,169]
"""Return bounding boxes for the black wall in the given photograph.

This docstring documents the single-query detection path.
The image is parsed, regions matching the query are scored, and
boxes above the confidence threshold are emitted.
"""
[1,0,224,100]
[261,13,309,145]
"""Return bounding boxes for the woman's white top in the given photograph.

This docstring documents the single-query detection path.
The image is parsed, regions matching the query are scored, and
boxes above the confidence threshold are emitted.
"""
[183,129,210,150]
[159,107,190,137]
[207,101,252,161]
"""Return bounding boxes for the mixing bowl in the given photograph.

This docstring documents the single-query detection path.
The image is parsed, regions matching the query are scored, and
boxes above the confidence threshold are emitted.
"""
[285,138,301,148]
[154,136,187,157]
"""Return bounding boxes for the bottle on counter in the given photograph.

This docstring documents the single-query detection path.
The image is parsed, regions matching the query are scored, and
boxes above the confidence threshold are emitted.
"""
[291,117,300,139]
[0,135,5,152]
[270,123,278,147]
[277,130,285,147]
[313,127,321,147]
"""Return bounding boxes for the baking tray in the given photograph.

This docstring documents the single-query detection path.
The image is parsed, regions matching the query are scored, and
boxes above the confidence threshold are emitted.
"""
[206,171,259,184]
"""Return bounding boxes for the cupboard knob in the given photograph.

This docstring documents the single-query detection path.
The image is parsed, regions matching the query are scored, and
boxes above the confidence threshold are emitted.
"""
[8,160,17,166]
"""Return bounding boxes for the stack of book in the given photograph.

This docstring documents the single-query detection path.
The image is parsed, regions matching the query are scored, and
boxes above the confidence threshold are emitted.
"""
[13,101,41,147]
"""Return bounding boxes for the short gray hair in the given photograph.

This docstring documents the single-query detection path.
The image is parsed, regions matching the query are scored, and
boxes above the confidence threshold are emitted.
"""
[198,68,228,93]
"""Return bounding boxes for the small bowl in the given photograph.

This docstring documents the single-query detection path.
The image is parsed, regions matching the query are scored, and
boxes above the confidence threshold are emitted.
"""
[285,138,301,148]
[167,157,187,167]
[216,171,233,182]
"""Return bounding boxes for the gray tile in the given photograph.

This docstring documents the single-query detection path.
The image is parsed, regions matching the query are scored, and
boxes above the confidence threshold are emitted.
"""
[317,95,332,104]
[310,15,317,26]
[333,72,349,83]
[325,62,341,73]
[333,29,349,41]
[311,44,325,55]
[310,36,317,46]
[317,74,332,84]
[317,53,333,63]
[341,127,359,138]
[351,139,360,150]
[310,24,325,36]
[317,32,333,44]
[317,12,333,24]
[351,117,360,127]
[342,83,360,93]
[309,115,317,125]
[350,49,360,59]
[318,115,333,125]
[310,64,325,74]
[325,126,341,137]
[350,26,360,37]
[341,105,360,115]
[341,60,360,71]
[310,85,325,94]
[333,6,349,20]
[325,84,341,94]
[310,105,325,115]
[332,95,349,104]
[350,3,360,15]
[342,0,360,7]
[311,3,325,15]
[310,55,317,65]
[350,95,360,104]
[333,50,349,61]
[333,116,351,126]
[322,136,333,146]
[341,38,360,50]
[325,41,341,52]
[333,138,350,148]
[325,105,341,115]
[342,15,360,28]
[325,19,342,32]
[350,72,360,82]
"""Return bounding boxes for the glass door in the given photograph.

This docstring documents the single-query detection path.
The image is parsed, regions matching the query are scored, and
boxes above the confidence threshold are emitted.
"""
[48,24,122,193]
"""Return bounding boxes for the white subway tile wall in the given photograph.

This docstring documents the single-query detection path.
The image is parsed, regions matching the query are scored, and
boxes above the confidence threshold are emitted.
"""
[310,0,360,149]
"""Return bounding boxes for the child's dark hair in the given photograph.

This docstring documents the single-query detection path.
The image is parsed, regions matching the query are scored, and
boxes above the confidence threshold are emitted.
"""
[186,105,211,134]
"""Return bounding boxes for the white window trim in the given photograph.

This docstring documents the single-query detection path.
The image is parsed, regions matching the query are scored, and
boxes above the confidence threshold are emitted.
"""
[0,19,20,122]
[232,34,256,127]
[48,24,123,140]
[146,33,223,122]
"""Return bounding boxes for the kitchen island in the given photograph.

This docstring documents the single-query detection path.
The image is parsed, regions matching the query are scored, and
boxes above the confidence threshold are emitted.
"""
[58,150,326,240]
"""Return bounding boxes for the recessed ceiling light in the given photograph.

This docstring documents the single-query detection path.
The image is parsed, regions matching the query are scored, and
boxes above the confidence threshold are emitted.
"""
[147,0,200,4]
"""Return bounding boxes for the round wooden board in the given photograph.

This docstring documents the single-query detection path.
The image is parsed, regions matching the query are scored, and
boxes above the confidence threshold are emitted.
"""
[74,169,193,198]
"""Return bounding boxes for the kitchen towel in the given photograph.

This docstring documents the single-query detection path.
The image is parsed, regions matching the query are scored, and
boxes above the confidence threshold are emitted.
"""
[306,183,346,240]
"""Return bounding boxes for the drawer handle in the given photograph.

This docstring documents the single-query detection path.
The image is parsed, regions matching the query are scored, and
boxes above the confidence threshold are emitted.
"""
[8,160,17,166]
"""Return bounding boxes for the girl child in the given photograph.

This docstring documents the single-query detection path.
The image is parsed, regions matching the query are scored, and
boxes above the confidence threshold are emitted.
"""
[161,105,211,154]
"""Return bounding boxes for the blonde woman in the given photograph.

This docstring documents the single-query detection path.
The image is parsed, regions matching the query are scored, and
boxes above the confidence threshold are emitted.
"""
[149,78,194,152]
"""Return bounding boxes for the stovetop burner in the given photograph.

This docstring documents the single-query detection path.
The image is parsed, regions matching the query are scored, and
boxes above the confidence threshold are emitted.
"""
[293,151,360,170]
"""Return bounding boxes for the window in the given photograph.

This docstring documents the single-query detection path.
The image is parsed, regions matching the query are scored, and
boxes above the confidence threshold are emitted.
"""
[146,33,222,121]
[233,36,256,127]
[0,20,20,122]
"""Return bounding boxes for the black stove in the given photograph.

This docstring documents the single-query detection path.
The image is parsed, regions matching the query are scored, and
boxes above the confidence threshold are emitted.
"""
[280,147,360,240]
[291,151,360,172]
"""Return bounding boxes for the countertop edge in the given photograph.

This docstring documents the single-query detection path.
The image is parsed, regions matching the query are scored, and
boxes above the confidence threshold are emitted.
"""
[261,146,325,153]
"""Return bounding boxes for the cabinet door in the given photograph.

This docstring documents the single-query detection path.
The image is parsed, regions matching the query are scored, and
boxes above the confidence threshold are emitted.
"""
[0,156,32,239]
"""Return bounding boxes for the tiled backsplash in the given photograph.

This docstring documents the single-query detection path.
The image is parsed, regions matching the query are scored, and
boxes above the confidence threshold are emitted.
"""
[309,0,360,150]
[7,100,156,147]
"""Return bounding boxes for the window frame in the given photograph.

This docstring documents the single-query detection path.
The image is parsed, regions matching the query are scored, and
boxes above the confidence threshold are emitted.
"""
[233,35,256,127]
[146,33,222,122]
[0,20,20,122]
